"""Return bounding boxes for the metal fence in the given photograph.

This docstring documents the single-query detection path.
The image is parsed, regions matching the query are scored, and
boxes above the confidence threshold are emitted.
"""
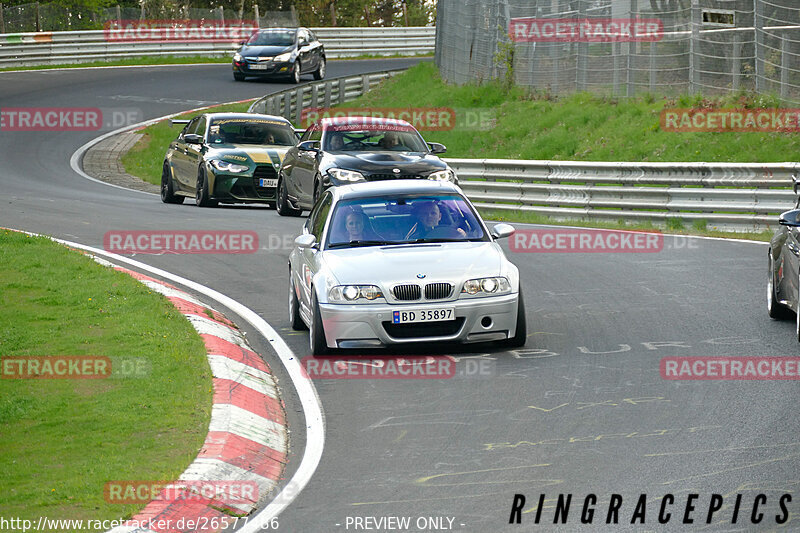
[0,26,435,68]
[435,0,800,103]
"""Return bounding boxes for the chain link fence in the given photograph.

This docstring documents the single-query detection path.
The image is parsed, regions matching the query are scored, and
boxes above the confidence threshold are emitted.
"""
[434,0,800,103]
[0,3,297,33]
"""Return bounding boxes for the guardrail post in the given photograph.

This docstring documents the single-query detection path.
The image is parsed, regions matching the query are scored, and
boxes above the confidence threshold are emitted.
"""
[254,4,260,27]
[361,73,370,95]
[330,3,336,26]
[311,83,320,110]
[324,81,332,108]
[732,34,741,91]
[337,77,346,104]
[781,35,789,100]
[294,87,306,126]
[283,92,292,121]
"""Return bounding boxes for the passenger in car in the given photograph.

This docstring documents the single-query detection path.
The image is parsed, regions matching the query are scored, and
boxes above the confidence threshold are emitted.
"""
[332,209,382,243]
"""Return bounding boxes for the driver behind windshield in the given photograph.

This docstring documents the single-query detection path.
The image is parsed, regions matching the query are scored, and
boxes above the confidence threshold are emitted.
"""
[405,201,467,240]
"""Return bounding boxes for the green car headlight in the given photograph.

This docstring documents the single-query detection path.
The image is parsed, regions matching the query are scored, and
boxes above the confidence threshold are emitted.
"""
[210,159,249,173]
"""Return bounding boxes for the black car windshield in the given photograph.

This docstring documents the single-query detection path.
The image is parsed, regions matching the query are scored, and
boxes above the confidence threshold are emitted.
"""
[246,30,295,46]
[326,194,488,248]
[323,128,428,152]
[208,118,295,146]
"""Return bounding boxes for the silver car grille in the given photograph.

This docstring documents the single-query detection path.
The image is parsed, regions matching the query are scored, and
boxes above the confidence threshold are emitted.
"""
[393,283,453,301]
[424,282,452,300]
[393,284,421,301]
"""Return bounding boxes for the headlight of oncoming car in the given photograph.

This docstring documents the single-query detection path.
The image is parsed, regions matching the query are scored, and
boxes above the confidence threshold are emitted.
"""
[210,159,249,173]
[233,53,242,62]
[461,277,511,297]
[429,169,456,182]
[329,285,383,303]
[328,168,365,182]
[274,52,292,62]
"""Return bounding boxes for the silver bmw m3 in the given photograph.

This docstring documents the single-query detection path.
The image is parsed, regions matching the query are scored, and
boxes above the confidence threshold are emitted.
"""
[287,180,526,355]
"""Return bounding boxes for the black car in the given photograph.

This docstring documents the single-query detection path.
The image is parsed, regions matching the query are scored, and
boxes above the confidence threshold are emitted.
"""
[275,116,457,216]
[160,113,297,207]
[767,179,800,338]
[232,27,325,83]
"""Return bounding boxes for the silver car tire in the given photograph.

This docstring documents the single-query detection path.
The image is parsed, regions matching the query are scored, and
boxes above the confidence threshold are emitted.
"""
[309,291,330,356]
[289,271,306,331]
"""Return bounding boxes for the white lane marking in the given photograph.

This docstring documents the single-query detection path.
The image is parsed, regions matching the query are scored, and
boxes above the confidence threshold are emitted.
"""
[23,234,323,532]
[207,354,279,401]
[208,404,287,453]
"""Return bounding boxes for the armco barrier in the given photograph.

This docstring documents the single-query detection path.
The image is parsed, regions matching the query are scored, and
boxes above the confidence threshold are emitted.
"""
[450,159,798,232]
[0,26,434,68]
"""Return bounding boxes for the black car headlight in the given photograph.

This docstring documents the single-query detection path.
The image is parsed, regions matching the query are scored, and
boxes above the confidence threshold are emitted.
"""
[328,168,365,182]
[461,277,511,297]
[210,160,249,173]
[329,285,383,303]
[429,169,456,182]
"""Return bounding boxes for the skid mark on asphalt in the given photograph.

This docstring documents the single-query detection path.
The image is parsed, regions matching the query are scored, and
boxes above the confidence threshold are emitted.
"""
[414,464,555,487]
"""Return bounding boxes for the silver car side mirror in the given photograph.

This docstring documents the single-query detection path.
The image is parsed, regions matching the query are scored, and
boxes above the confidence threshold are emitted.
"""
[491,223,515,240]
[295,234,318,249]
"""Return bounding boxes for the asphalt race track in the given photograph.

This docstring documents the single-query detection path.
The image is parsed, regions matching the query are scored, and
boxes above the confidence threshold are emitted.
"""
[1,59,799,532]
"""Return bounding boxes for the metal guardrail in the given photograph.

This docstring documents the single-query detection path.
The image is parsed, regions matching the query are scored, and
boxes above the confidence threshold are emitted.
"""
[0,26,434,68]
[450,159,798,232]
[247,68,406,127]
[253,71,795,233]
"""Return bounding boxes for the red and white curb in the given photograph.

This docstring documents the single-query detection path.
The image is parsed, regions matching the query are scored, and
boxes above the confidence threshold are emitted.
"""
[93,259,288,533]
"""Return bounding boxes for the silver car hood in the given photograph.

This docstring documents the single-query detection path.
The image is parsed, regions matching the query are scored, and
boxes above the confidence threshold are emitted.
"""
[321,241,504,286]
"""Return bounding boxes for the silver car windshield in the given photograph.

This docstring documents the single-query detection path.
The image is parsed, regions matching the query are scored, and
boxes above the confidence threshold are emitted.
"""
[326,194,488,249]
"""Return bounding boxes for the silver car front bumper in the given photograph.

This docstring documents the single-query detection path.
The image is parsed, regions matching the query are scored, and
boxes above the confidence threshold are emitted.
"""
[318,292,520,348]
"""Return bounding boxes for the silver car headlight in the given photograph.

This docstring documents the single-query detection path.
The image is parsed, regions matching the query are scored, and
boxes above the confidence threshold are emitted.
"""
[460,277,511,297]
[329,285,383,303]
[210,159,249,173]
[233,52,242,62]
[429,169,456,182]
[328,168,365,182]
[274,52,292,62]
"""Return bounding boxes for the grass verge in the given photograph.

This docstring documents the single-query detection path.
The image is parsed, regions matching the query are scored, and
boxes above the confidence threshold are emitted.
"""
[0,229,212,528]
[345,62,800,162]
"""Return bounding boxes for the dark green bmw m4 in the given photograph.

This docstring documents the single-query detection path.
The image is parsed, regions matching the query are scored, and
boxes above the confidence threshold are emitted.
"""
[161,112,297,207]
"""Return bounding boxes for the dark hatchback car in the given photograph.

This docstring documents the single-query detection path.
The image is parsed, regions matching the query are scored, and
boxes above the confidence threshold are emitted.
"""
[161,113,297,207]
[275,116,457,216]
[232,27,325,83]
